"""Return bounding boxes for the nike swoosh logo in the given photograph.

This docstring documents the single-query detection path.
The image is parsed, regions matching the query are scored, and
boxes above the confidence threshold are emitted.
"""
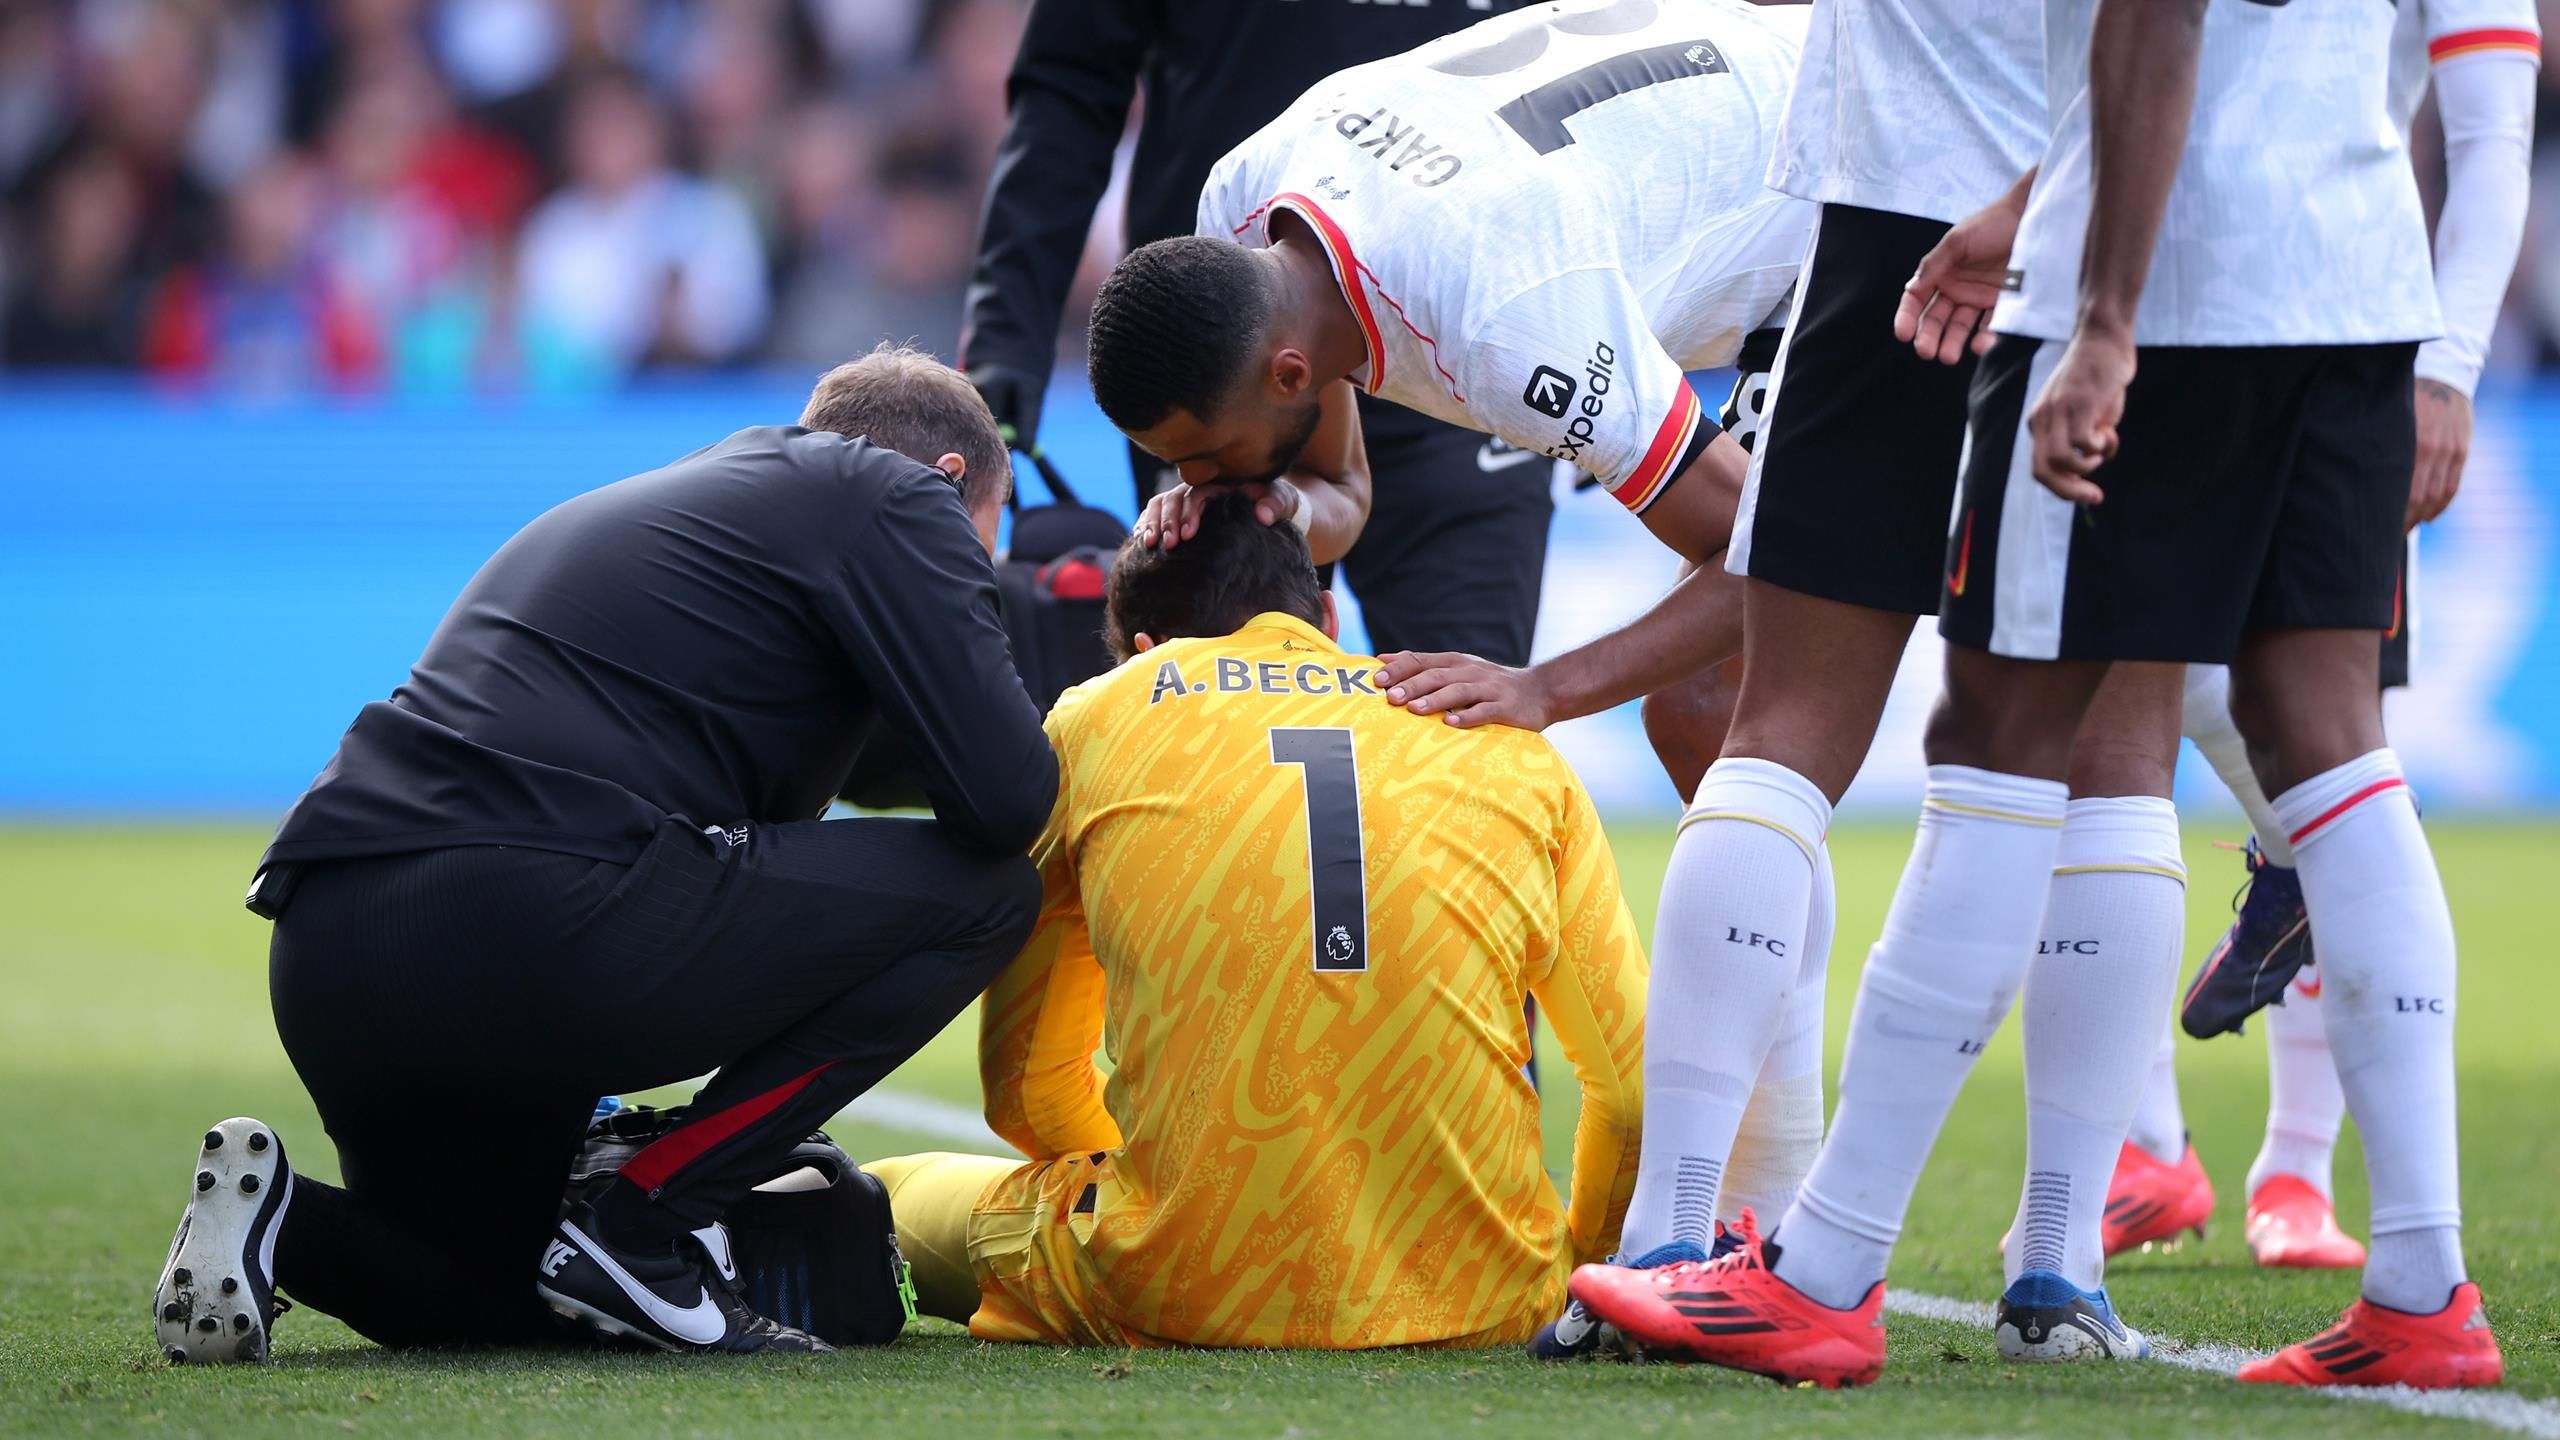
[1947,509,1975,596]
[2293,972,2322,1000]
[691,1223,738,1284]
[1477,441,1542,473]
[562,1219,727,1346]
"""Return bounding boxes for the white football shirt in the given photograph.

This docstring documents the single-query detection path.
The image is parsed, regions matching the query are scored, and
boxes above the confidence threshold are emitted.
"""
[1993,0,2440,347]
[1198,0,1814,513]
[1766,0,2047,224]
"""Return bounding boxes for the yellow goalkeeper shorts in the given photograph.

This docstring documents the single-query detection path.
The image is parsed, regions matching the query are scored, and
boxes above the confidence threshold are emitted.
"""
[863,1150,1556,1348]
[861,1150,1138,1347]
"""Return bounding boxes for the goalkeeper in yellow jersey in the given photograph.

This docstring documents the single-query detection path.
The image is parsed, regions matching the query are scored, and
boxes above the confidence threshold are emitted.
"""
[864,494,1647,1349]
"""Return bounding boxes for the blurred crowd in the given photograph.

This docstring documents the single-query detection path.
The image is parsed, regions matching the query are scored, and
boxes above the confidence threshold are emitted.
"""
[0,0,1031,392]
[15,0,2560,394]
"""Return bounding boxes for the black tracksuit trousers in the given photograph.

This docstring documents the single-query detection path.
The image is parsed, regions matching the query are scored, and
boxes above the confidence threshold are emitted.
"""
[264,816,1037,1348]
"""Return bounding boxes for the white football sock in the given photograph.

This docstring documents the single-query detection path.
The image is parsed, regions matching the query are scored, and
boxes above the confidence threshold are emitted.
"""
[2368,1230,2468,1315]
[2009,797,2186,1290]
[1619,758,1831,1254]
[1774,766,2065,1309]
[1724,845,1834,1224]
[2271,750,2464,1312]
[2126,1017,2188,1165]
[2182,665,2294,864]
[2248,979,2346,1203]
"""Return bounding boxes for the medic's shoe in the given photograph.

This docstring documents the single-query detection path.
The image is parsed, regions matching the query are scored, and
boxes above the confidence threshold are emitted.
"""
[1526,1239,1704,1360]
[2182,839,2313,1039]
[1567,1211,1886,1389]
[1994,1270,2150,1362]
[2239,1283,2504,1389]
[2104,1139,2216,1256]
[537,1201,829,1354]
[2245,1176,2368,1270]
[154,1118,294,1364]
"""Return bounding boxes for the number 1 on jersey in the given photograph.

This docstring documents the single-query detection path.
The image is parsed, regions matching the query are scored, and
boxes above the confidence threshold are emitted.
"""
[1270,727,1370,972]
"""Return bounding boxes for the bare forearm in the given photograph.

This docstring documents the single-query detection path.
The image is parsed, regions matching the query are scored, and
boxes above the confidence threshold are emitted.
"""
[1292,472,1368,565]
[1291,379,1372,564]
[2078,0,2206,335]
[1534,561,1745,723]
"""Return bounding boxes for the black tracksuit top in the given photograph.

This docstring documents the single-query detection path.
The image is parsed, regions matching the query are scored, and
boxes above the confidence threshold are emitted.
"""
[262,427,1058,871]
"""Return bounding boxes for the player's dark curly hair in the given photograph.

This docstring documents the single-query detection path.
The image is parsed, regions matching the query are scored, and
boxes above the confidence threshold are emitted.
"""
[1087,237,1274,432]
[1103,493,1325,663]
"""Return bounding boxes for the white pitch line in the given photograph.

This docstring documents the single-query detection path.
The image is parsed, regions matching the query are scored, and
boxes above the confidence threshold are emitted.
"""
[1887,1289,2560,1438]
[839,1094,2556,1436]
[1879,1290,1997,1328]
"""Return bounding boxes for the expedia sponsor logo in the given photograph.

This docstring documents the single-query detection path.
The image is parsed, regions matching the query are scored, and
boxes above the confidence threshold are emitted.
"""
[1318,104,1464,187]
[1536,342,1616,464]
[1523,366,1575,419]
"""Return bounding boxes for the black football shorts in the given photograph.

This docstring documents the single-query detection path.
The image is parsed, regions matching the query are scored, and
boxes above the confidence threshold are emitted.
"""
[1728,203,1983,616]
[1940,336,2417,664]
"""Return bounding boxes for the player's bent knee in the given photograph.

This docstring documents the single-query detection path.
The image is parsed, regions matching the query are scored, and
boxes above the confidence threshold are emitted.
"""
[2228,632,2388,793]
[1642,660,1743,803]
[2064,742,2176,801]
[1925,650,2107,780]
[2068,663,2184,798]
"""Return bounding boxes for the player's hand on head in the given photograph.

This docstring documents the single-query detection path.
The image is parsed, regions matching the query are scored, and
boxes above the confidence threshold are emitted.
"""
[2025,329,2134,504]
[1136,481,1192,548]
[1374,652,1558,732]
[1133,478,1300,551]
[1895,197,2024,365]
[2407,379,2472,529]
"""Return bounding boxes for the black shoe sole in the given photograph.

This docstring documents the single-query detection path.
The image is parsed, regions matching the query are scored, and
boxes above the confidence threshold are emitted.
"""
[536,1286,686,1353]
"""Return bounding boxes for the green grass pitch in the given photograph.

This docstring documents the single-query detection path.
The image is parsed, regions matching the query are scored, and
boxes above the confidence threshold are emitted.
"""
[3,819,2553,1437]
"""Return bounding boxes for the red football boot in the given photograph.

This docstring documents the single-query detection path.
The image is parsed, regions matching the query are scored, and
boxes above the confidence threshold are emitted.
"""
[2239,1283,2504,1389]
[2103,1139,2215,1255]
[1568,1211,1886,1389]
[2245,1175,2367,1270]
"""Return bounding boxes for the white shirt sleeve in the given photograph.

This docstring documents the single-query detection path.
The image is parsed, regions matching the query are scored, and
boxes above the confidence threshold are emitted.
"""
[1196,126,1278,241]
[1461,267,1716,516]
[1196,157,1239,240]
[2417,41,2540,393]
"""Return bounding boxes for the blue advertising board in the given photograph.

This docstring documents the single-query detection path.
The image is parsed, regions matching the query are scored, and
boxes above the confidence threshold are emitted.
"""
[4,374,2556,816]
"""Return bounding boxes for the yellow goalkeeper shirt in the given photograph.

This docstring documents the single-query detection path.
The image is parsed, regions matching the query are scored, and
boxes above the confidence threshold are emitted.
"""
[979,611,1647,1349]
